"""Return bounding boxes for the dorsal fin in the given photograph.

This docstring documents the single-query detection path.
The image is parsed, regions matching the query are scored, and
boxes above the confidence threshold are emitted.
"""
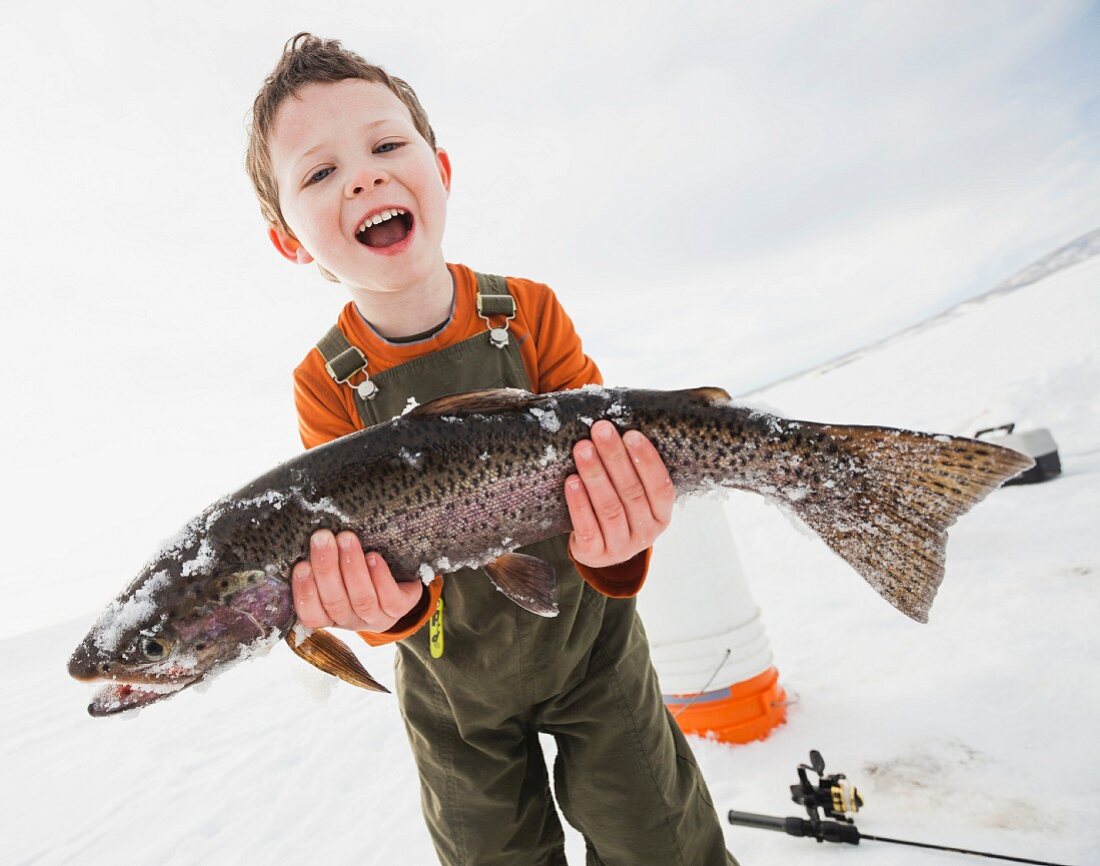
[675,386,732,405]
[407,387,544,418]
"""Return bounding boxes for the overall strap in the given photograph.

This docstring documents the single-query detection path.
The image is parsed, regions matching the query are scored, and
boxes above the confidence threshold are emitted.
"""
[313,271,516,427]
[316,325,365,384]
[314,324,379,429]
[474,272,516,349]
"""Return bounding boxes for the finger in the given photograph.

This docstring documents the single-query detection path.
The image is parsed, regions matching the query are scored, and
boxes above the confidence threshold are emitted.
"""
[291,560,332,628]
[589,421,658,535]
[335,532,386,629]
[573,434,631,552]
[366,552,424,621]
[564,473,605,562]
[622,429,676,526]
[309,529,356,628]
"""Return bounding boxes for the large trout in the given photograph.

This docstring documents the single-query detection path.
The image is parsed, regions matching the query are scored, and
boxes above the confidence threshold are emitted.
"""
[68,386,1031,716]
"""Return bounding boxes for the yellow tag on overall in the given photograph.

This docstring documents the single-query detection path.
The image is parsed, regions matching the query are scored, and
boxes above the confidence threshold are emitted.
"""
[429,597,444,659]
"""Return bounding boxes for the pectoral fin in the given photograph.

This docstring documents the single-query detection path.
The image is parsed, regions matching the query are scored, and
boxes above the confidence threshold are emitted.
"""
[285,627,390,693]
[484,553,559,618]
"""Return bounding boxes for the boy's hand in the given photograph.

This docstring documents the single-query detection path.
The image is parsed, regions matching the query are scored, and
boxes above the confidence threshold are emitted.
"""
[565,420,675,570]
[292,530,422,632]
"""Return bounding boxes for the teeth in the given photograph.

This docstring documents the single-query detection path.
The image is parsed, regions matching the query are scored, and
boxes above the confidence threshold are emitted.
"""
[357,208,407,235]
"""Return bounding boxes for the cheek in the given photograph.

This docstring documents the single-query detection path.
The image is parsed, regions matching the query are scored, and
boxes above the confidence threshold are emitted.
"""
[284,196,337,247]
[302,206,338,244]
[416,172,449,226]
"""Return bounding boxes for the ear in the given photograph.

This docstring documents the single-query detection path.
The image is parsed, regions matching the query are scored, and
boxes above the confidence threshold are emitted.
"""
[268,226,314,265]
[435,148,452,194]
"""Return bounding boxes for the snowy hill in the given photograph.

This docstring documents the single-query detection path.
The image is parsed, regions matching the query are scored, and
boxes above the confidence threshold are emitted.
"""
[4,238,1098,865]
[749,226,1100,402]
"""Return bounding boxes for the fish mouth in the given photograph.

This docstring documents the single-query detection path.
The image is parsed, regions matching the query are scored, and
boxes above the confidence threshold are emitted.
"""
[87,676,200,717]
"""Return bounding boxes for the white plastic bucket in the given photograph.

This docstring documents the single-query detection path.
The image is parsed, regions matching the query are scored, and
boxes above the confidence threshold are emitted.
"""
[636,498,785,743]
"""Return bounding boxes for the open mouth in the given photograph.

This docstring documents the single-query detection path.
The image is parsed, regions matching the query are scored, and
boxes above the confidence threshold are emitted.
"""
[88,678,198,717]
[354,207,414,250]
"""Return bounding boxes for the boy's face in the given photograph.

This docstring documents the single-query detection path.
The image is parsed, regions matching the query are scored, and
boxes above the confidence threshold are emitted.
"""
[267,79,451,292]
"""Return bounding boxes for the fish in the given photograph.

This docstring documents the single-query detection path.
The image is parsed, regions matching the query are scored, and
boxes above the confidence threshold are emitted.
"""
[68,385,1032,716]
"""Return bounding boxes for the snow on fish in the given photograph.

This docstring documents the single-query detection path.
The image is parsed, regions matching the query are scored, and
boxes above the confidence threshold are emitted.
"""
[68,386,1032,716]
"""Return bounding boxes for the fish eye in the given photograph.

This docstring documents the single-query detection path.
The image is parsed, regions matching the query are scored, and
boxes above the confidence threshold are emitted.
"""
[140,637,170,661]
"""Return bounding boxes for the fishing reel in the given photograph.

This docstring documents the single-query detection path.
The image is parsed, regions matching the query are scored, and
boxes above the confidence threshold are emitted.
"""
[791,749,863,828]
[727,750,863,846]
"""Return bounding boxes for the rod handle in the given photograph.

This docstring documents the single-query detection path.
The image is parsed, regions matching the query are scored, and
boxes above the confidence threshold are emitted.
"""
[727,811,862,845]
[727,811,800,835]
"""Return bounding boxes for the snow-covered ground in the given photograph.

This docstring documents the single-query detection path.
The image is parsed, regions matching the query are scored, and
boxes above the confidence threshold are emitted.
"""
[5,238,1097,865]
[709,236,1100,866]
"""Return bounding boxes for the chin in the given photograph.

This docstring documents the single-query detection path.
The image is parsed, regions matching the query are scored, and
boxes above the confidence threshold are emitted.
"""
[355,252,443,292]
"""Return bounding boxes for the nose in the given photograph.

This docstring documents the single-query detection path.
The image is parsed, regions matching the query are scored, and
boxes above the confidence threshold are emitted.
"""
[68,640,104,681]
[345,163,388,198]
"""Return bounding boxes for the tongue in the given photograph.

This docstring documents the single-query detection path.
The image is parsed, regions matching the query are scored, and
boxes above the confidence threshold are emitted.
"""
[361,218,409,248]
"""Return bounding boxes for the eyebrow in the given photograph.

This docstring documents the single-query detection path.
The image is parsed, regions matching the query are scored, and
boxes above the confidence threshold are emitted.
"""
[295,119,395,167]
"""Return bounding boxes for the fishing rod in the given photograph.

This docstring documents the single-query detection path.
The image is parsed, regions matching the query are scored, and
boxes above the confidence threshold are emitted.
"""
[727,750,1077,866]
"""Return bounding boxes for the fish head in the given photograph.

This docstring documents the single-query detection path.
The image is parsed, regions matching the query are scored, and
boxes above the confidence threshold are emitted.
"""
[68,504,295,716]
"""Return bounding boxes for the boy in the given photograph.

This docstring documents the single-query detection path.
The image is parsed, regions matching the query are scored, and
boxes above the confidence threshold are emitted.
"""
[246,32,736,866]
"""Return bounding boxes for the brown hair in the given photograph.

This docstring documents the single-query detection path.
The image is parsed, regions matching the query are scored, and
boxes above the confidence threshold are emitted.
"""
[244,32,437,281]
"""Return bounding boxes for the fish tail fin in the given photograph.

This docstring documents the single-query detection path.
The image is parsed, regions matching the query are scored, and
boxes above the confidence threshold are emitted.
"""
[285,627,390,693]
[785,423,1033,622]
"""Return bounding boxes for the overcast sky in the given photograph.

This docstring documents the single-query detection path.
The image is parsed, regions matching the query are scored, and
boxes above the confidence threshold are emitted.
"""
[1,1,1098,633]
[4,1,1098,386]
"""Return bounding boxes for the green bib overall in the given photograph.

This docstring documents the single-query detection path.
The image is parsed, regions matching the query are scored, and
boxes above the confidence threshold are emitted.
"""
[315,274,735,866]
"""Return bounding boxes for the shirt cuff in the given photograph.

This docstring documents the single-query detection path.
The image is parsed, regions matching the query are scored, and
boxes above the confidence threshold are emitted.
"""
[570,547,651,598]
[357,576,443,647]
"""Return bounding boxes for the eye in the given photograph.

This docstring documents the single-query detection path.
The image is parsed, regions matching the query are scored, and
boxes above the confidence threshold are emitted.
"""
[374,141,404,154]
[306,166,334,186]
[140,637,170,661]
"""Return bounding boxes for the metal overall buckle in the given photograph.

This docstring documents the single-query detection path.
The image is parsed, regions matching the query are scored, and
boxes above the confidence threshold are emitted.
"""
[324,345,379,400]
[476,292,516,349]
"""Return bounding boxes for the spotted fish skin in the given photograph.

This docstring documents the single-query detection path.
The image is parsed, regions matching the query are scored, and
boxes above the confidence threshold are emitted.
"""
[68,385,1032,715]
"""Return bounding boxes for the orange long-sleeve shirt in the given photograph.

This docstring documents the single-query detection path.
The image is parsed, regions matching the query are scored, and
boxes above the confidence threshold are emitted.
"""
[293,263,650,644]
